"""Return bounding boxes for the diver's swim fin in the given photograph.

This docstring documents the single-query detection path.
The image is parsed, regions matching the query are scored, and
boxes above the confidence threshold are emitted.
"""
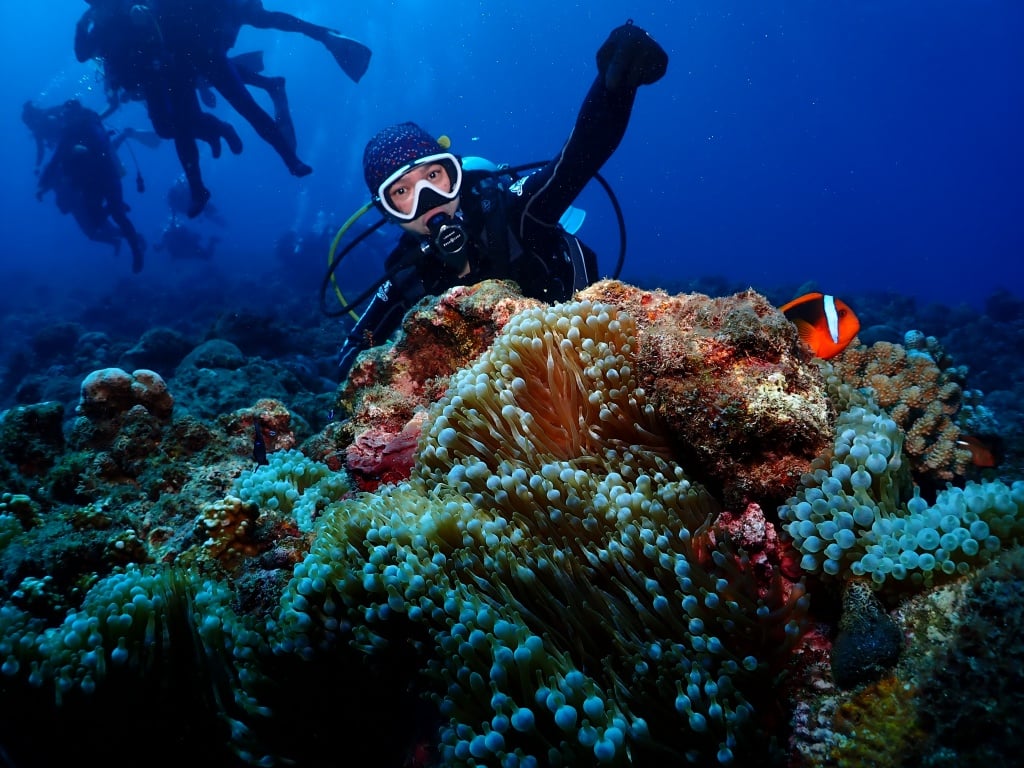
[230,50,266,76]
[324,33,372,83]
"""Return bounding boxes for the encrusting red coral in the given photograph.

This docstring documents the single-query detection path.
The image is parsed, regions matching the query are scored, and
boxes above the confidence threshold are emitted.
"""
[344,411,428,491]
[710,503,799,604]
[332,280,539,487]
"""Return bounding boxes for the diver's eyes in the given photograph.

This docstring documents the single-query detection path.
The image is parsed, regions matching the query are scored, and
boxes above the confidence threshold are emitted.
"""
[390,185,408,200]
[426,164,449,188]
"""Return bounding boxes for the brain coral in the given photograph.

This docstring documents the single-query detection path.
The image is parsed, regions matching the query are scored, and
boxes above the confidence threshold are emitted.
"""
[275,300,807,766]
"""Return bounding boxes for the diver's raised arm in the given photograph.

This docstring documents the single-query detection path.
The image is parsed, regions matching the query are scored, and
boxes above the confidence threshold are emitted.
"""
[518,20,668,228]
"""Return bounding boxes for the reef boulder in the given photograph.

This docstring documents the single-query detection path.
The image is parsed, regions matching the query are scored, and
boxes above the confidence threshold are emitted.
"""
[578,280,834,509]
[70,367,174,453]
[335,279,540,490]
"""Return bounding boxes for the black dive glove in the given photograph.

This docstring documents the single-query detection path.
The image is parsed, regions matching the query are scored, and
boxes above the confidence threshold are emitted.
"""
[597,20,669,92]
[335,277,401,380]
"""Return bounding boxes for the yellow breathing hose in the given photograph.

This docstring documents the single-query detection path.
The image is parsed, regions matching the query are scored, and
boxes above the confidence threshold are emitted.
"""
[327,200,375,322]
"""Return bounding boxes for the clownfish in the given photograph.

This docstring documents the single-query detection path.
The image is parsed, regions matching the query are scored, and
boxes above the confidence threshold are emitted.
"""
[779,292,860,360]
[957,434,1002,468]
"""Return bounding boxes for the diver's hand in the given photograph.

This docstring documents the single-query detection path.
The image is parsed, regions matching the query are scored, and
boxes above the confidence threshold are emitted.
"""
[597,20,668,92]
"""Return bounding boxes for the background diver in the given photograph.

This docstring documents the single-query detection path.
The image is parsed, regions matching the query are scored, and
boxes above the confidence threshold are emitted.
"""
[22,100,72,172]
[73,0,371,217]
[35,99,148,273]
[75,0,247,217]
[167,174,227,226]
[153,215,220,261]
[334,20,668,380]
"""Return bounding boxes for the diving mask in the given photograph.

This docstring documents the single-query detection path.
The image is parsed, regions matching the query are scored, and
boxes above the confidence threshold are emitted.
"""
[376,152,462,222]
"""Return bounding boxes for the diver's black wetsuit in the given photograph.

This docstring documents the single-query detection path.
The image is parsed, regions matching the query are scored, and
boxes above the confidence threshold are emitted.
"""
[338,23,666,378]
[36,102,147,273]
[22,101,66,170]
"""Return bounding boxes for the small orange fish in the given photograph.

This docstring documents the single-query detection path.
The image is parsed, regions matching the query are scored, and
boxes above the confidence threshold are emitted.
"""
[957,434,1002,468]
[779,292,860,359]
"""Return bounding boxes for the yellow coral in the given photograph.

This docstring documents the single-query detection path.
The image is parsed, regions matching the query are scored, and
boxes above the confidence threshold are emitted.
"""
[831,675,924,767]
[833,342,971,485]
[191,496,261,566]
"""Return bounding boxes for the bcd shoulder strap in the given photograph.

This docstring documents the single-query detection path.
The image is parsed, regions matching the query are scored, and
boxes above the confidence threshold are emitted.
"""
[465,172,512,276]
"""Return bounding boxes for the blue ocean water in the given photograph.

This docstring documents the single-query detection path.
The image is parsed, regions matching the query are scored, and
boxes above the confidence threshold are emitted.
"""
[2,1,1022,317]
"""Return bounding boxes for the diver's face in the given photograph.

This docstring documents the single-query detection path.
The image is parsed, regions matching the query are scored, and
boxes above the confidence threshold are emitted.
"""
[388,163,460,235]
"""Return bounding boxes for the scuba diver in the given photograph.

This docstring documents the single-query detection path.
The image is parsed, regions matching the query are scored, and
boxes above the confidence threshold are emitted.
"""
[22,101,67,171]
[334,20,668,379]
[219,0,372,84]
[75,0,247,218]
[24,96,161,199]
[145,0,313,179]
[35,99,147,273]
[153,216,220,261]
[222,50,297,153]
[167,175,226,226]
[73,0,370,215]
[156,0,372,178]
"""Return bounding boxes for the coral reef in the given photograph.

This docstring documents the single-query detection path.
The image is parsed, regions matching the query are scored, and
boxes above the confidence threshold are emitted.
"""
[334,279,835,510]
[787,544,1024,768]
[778,392,1024,589]
[830,334,973,489]
[336,280,541,490]
[830,581,903,689]
[117,326,195,376]
[275,299,808,766]
[829,674,924,767]
[0,279,1021,768]
[913,546,1024,766]
[0,401,65,481]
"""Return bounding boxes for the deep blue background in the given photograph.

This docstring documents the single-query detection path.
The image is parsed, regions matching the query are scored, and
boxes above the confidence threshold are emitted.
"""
[3,1,1022,316]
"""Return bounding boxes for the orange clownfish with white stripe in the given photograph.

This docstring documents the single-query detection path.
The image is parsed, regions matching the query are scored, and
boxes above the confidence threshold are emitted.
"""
[779,292,860,360]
